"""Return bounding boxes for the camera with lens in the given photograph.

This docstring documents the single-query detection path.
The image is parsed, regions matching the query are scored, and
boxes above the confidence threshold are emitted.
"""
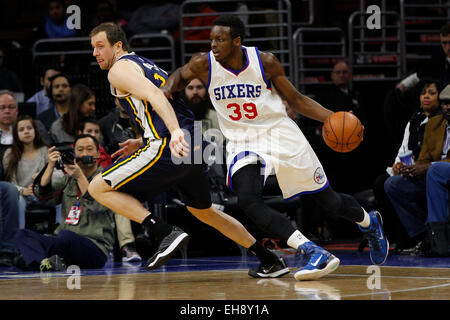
[55,145,76,170]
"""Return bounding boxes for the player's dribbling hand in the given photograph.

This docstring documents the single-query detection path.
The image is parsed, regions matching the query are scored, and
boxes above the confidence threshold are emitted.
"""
[169,128,189,158]
[112,138,143,160]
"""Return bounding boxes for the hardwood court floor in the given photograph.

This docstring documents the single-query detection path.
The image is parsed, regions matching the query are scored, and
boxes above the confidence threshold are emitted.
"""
[0,251,449,300]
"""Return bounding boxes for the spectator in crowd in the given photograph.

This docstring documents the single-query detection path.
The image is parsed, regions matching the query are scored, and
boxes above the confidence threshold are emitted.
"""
[317,61,367,125]
[98,98,136,155]
[90,0,127,30]
[44,0,78,38]
[373,80,443,252]
[384,84,450,256]
[14,134,115,271]
[312,60,370,195]
[0,48,22,92]
[2,115,49,230]
[77,119,141,262]
[78,119,111,169]
[183,78,220,133]
[0,101,22,266]
[27,67,60,116]
[385,23,450,155]
[426,161,450,257]
[49,83,96,145]
[396,23,450,94]
[0,181,20,266]
[36,73,72,132]
[0,90,18,147]
[127,1,179,35]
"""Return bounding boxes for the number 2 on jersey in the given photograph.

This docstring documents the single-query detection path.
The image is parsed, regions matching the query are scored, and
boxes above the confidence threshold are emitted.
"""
[227,102,258,121]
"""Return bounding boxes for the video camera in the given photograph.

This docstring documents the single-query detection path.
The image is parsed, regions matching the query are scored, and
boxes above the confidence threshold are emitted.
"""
[54,144,97,170]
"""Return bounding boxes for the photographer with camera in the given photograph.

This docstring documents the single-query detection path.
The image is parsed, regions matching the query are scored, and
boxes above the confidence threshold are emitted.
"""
[13,134,116,271]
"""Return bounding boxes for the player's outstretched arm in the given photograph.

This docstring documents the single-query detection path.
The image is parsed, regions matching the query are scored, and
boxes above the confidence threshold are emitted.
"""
[262,52,333,123]
[163,53,210,97]
[108,60,189,158]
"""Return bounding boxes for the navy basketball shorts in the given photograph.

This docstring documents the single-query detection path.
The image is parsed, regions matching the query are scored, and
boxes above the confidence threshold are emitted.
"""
[101,137,212,209]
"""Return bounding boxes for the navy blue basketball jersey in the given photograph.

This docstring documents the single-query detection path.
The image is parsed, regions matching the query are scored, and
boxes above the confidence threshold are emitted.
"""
[110,52,194,140]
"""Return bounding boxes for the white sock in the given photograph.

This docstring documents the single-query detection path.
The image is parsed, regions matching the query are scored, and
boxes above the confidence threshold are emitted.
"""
[356,209,371,228]
[287,230,309,249]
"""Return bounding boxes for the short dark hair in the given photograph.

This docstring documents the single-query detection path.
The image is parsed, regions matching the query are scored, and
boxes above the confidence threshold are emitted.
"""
[213,15,245,42]
[79,118,100,132]
[74,133,99,151]
[90,22,130,51]
[48,73,72,101]
[440,23,450,36]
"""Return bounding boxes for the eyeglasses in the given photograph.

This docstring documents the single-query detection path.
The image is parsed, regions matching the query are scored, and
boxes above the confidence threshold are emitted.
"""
[0,105,17,111]
[442,41,450,45]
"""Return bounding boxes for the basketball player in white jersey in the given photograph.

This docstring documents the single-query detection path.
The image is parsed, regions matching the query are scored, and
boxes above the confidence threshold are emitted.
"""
[163,15,389,280]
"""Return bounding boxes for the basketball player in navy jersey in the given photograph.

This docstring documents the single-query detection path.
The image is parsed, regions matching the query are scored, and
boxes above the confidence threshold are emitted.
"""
[87,22,290,277]
[163,15,389,280]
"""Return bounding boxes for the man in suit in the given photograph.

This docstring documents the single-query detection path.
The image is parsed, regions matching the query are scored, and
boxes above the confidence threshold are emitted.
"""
[384,84,450,256]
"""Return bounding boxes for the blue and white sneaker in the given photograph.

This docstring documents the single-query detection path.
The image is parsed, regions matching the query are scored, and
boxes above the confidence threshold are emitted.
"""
[295,241,340,281]
[359,211,389,265]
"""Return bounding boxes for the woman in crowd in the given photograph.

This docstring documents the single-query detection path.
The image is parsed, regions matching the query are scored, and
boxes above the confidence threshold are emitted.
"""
[49,83,96,144]
[2,115,49,229]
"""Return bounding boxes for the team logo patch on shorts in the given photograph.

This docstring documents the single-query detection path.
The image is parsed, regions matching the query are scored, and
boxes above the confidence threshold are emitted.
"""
[314,167,325,184]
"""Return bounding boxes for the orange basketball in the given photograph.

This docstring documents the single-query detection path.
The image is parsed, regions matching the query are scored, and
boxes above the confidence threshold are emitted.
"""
[322,111,364,153]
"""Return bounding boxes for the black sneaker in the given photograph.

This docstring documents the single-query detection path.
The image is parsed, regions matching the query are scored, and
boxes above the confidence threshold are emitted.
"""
[145,226,189,271]
[40,254,67,272]
[121,243,142,262]
[248,256,290,278]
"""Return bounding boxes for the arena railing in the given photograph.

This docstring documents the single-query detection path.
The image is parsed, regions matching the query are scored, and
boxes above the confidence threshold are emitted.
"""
[348,10,404,89]
[31,34,177,117]
[399,0,450,76]
[179,0,294,81]
[292,27,346,92]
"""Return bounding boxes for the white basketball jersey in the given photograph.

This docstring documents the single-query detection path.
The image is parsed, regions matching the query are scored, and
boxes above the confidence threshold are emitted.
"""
[207,46,328,199]
[207,46,287,142]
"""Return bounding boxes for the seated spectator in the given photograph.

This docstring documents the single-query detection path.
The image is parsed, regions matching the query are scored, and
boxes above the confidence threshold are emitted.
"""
[49,83,95,145]
[373,80,443,251]
[0,90,18,147]
[426,162,450,256]
[384,84,450,256]
[183,78,220,133]
[98,98,136,155]
[78,119,110,168]
[2,115,49,229]
[36,73,72,132]
[0,48,22,92]
[77,118,141,262]
[316,61,367,125]
[27,67,60,116]
[14,134,116,270]
[90,0,127,30]
[0,181,20,266]
[44,0,78,38]
[311,60,371,195]
[127,1,179,35]
[386,23,450,153]
[396,23,450,94]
